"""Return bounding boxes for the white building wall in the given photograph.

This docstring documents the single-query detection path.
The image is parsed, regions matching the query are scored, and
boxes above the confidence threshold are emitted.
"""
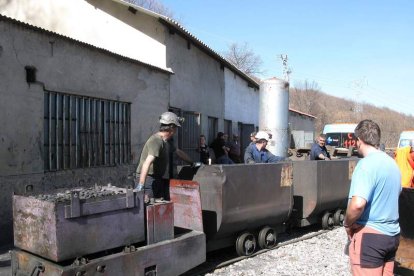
[0,0,167,69]
[0,17,170,245]
[289,113,315,148]
[166,32,225,136]
[224,68,259,127]
[0,18,170,176]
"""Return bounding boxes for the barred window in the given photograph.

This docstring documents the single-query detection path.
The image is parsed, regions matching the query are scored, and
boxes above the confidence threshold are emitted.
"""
[44,91,131,171]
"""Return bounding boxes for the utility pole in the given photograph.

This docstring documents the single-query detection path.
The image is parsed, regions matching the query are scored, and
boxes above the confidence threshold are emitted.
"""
[351,77,367,120]
[279,54,291,82]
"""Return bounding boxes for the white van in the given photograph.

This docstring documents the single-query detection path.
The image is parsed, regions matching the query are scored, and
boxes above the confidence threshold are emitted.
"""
[322,123,358,149]
[397,131,414,148]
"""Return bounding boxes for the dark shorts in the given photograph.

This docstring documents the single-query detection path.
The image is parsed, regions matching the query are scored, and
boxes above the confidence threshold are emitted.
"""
[359,232,400,267]
[143,175,170,200]
[350,225,400,269]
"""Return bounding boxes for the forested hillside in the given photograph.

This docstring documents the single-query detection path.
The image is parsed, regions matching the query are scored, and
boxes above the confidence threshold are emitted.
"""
[289,84,414,147]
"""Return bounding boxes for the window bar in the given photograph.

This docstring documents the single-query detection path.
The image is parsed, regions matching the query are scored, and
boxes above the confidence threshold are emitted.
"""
[96,101,102,166]
[87,98,91,167]
[75,97,79,168]
[95,100,99,166]
[90,99,95,166]
[109,101,113,165]
[121,104,125,164]
[99,101,105,165]
[127,105,131,163]
[48,93,52,171]
[68,95,72,169]
[115,102,119,164]
[80,98,85,168]
[113,102,116,165]
[62,95,66,170]
[95,99,99,166]
[104,101,108,165]
[55,93,60,171]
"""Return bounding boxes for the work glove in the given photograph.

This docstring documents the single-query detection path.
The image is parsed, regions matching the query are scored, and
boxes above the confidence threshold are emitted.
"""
[135,183,144,191]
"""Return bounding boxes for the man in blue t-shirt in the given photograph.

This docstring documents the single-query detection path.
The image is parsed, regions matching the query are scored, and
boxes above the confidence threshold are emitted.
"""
[344,120,401,276]
[310,134,331,160]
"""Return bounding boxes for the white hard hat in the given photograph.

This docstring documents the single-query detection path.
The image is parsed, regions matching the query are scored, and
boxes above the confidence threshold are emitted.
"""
[255,131,270,141]
[159,112,183,127]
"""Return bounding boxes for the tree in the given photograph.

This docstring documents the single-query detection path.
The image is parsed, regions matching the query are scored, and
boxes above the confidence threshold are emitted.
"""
[124,0,174,18]
[223,42,263,77]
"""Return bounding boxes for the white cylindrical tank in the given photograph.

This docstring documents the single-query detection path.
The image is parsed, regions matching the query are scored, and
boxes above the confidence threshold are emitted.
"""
[259,77,289,157]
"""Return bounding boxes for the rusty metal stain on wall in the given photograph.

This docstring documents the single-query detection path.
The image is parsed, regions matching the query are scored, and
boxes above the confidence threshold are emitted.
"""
[281,163,293,187]
[348,160,357,180]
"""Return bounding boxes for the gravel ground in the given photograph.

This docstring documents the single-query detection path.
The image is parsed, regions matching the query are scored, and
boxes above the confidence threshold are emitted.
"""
[0,228,350,276]
[205,227,351,276]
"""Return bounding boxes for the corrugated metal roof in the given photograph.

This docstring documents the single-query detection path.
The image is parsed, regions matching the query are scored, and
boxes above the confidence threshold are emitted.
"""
[289,107,317,119]
[111,0,260,89]
[0,14,173,74]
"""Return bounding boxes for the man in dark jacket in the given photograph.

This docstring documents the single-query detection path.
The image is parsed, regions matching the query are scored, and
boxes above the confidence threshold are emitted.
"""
[310,134,331,160]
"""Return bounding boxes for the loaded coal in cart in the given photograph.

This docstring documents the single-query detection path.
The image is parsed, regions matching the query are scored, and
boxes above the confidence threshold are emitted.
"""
[11,183,205,276]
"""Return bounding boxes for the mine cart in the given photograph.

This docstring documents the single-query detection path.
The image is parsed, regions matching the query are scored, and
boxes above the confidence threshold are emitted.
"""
[11,183,205,276]
[291,159,357,229]
[193,163,293,256]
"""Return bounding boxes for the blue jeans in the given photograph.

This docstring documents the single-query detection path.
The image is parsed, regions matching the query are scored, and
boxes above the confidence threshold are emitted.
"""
[216,155,234,164]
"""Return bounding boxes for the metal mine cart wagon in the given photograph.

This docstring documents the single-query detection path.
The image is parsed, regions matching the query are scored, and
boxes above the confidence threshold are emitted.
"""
[11,184,206,276]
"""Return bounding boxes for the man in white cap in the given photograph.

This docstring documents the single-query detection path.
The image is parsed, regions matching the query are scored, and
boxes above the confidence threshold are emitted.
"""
[135,111,194,201]
[244,131,284,164]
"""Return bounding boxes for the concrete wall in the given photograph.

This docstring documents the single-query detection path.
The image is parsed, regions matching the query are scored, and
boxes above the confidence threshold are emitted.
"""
[224,67,259,133]
[289,112,315,148]
[0,17,170,245]
[0,0,168,69]
[166,32,225,137]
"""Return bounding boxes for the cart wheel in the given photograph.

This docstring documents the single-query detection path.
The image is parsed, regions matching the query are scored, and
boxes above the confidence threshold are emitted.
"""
[322,212,334,230]
[235,232,257,256]
[333,209,345,226]
[258,226,277,249]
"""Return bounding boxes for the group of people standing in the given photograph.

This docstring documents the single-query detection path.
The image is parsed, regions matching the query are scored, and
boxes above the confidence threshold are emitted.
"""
[201,130,284,165]
[134,112,402,276]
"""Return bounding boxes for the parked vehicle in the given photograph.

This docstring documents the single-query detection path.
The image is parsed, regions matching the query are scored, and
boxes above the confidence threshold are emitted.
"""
[397,130,414,148]
[323,123,357,149]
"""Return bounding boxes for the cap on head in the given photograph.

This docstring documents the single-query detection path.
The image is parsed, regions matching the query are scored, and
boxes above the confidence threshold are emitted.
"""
[255,131,270,141]
[159,112,183,127]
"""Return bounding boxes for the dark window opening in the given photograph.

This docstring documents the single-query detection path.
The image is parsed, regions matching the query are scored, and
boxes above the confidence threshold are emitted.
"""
[44,91,131,171]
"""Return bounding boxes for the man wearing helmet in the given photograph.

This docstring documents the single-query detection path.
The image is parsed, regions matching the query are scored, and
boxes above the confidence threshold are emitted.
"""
[135,112,194,201]
[244,131,284,164]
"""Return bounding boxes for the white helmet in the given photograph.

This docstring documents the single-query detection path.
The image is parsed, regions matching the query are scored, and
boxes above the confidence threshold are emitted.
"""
[159,112,183,127]
[255,131,270,141]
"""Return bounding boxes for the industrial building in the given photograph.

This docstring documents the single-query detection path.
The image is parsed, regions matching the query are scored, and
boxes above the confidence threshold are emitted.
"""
[0,0,315,245]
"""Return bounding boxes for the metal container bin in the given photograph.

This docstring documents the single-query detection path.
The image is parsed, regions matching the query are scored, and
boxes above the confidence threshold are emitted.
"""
[193,163,293,251]
[292,159,357,226]
[13,185,144,262]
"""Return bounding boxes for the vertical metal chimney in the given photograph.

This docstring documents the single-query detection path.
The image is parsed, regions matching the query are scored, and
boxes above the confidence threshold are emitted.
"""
[259,77,289,157]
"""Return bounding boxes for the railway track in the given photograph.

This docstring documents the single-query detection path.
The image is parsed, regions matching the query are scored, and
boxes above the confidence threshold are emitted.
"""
[183,225,330,276]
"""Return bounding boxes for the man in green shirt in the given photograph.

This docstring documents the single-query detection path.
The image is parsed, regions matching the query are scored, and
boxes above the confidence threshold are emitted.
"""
[136,112,193,201]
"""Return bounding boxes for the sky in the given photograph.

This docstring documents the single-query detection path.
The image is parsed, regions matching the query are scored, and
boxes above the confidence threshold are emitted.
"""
[161,0,414,116]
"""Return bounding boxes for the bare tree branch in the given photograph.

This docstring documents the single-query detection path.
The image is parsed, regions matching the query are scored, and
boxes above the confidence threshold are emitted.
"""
[223,42,264,77]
